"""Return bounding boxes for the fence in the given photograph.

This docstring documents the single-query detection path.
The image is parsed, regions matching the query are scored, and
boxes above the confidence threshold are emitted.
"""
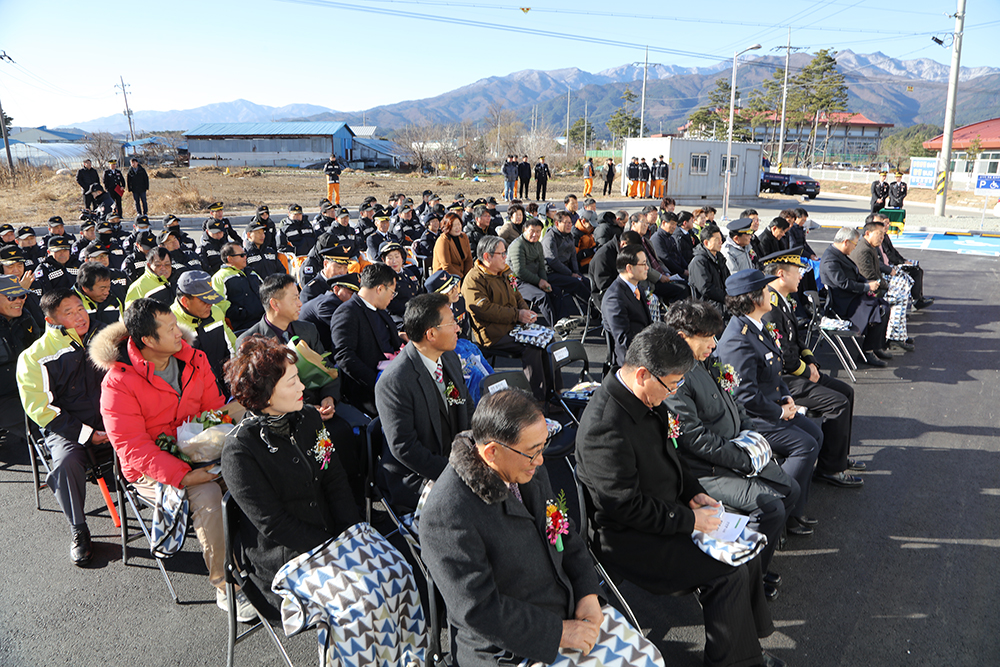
[784,159,997,192]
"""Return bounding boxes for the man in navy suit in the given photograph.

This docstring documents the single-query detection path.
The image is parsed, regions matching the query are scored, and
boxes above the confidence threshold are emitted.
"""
[601,244,652,369]
[330,262,404,414]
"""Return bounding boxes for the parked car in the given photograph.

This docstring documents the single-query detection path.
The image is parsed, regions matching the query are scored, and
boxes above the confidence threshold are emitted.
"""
[760,172,821,199]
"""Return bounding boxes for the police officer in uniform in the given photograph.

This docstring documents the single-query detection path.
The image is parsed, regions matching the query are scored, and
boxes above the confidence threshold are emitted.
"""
[71,219,98,258]
[15,227,44,275]
[204,201,242,243]
[244,218,285,281]
[245,204,277,249]
[277,203,317,256]
[379,241,423,323]
[312,201,339,236]
[125,215,153,251]
[81,242,129,293]
[123,231,158,284]
[159,229,203,284]
[887,171,908,209]
[391,205,422,245]
[533,157,551,201]
[0,246,44,327]
[41,216,75,252]
[198,219,228,275]
[103,158,126,216]
[760,249,863,489]
[95,221,127,271]
[32,236,81,296]
[0,223,15,248]
[869,171,889,214]
[163,214,197,253]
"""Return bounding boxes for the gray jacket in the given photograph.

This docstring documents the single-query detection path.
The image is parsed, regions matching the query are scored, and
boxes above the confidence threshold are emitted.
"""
[542,228,579,276]
[722,237,754,275]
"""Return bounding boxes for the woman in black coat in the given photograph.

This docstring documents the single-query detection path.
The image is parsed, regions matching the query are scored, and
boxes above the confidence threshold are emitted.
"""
[221,336,360,611]
[688,224,730,316]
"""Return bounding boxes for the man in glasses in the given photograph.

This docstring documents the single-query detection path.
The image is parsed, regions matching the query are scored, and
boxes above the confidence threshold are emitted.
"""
[211,243,263,336]
[576,322,782,667]
[422,388,619,666]
[0,275,41,449]
[375,293,474,514]
[602,244,653,370]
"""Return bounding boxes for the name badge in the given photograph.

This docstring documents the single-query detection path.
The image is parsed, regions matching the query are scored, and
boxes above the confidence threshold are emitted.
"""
[765,352,774,361]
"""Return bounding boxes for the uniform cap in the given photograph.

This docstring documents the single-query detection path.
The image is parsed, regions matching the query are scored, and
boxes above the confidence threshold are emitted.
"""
[332,273,360,292]
[207,202,224,212]
[47,236,73,251]
[726,218,754,235]
[82,242,111,258]
[725,268,778,296]
[760,246,806,267]
[48,216,65,227]
[16,226,36,239]
[425,269,461,294]
[378,241,405,258]
[0,246,25,264]
[0,274,28,298]
[176,270,224,304]
[288,204,303,213]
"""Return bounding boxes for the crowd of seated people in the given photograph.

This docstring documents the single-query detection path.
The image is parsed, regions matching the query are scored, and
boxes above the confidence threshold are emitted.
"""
[2,186,936,667]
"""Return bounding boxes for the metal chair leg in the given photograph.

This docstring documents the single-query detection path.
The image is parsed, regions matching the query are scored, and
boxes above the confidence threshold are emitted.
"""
[593,557,645,636]
[820,331,857,383]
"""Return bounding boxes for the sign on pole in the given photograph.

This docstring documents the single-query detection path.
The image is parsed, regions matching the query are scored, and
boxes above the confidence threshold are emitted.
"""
[908,157,937,189]
[974,175,1000,196]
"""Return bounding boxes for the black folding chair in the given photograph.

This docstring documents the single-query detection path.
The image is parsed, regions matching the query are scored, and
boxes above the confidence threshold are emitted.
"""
[801,290,861,383]
[222,491,305,667]
[546,340,600,426]
[25,414,116,514]
[113,451,182,603]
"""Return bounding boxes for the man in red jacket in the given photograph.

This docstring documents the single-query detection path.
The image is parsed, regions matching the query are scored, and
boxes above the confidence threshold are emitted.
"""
[91,298,250,618]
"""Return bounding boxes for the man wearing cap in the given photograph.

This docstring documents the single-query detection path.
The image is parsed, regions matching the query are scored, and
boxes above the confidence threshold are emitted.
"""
[159,230,203,282]
[103,159,126,217]
[127,158,149,216]
[1,246,43,325]
[324,155,342,206]
[171,271,237,397]
[416,212,442,262]
[887,171,908,209]
[533,157,551,202]
[870,171,889,214]
[365,215,399,263]
[300,242,352,303]
[125,214,152,250]
[93,221,126,271]
[277,204,317,257]
[41,216,74,253]
[244,219,286,282]
[15,227,44,274]
[722,219,756,275]
[76,159,101,210]
[123,231,158,284]
[0,274,41,445]
[125,247,175,308]
[311,201,339,236]
[88,184,116,220]
[762,249,863,489]
[626,157,641,198]
[246,205,276,249]
[75,261,125,325]
[32,236,81,296]
[0,223,15,248]
[80,242,128,293]
[163,215,196,253]
[425,269,469,339]
[199,219,228,275]
[300,271,358,352]
[71,219,98,259]
[380,241,423,322]
[357,202,378,239]
[391,206,422,245]
[204,202,241,244]
[715,269,822,538]
[208,243,261,336]
[18,288,107,565]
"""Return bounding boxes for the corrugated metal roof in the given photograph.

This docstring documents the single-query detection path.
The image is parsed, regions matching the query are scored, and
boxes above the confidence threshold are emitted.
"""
[353,137,407,159]
[349,125,378,138]
[183,122,353,137]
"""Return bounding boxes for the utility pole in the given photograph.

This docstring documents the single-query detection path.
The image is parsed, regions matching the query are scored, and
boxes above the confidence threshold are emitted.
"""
[0,52,16,176]
[566,87,570,157]
[935,0,966,217]
[116,76,137,143]
[639,47,648,138]
[584,101,589,153]
[773,29,805,171]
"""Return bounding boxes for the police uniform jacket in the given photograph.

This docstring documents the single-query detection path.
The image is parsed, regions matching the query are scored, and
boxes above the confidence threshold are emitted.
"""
[761,288,816,378]
[888,181,908,208]
[198,235,226,276]
[365,230,399,262]
[123,250,150,284]
[311,214,337,236]
[715,314,791,425]
[870,180,889,210]
[212,264,265,336]
[32,257,80,296]
[533,162,551,181]
[391,218,423,245]
[244,241,286,282]
[171,301,236,397]
[103,168,125,195]
[278,217,317,257]
[76,287,124,326]
[0,311,40,400]
[204,216,242,244]
[415,229,439,259]
[387,265,423,319]
[653,161,670,181]
[41,232,75,252]
[174,231,197,254]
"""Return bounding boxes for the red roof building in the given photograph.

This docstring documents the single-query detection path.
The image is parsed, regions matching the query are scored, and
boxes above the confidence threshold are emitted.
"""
[923,117,1000,151]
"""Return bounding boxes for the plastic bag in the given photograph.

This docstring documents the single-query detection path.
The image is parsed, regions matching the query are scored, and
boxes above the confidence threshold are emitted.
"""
[176,421,234,463]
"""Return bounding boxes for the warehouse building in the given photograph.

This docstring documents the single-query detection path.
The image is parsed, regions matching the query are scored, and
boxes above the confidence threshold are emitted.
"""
[182,122,355,168]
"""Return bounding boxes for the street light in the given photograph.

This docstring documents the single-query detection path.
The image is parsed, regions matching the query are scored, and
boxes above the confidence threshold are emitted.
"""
[723,43,762,221]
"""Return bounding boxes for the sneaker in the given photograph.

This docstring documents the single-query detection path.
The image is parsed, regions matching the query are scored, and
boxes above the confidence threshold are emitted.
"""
[216,587,256,623]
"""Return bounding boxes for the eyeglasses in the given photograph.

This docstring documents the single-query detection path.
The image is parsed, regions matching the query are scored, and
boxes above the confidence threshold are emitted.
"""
[652,373,685,394]
[490,251,508,258]
[633,261,648,267]
[4,294,27,301]
[231,253,247,258]
[494,436,551,464]
[433,320,459,330]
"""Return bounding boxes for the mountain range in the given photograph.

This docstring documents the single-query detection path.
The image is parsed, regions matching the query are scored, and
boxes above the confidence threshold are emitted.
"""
[59,50,1000,136]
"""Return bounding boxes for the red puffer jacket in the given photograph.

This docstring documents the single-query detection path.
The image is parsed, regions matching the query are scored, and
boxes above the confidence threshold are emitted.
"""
[90,321,225,488]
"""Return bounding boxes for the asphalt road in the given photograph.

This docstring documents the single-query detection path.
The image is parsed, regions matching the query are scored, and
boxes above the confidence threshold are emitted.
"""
[2,210,998,666]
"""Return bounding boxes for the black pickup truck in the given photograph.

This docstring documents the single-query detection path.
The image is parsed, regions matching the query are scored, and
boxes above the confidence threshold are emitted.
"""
[760,172,820,198]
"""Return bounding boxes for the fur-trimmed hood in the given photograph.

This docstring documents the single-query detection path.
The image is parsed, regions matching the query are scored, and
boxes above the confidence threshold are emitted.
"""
[89,319,197,372]
[448,430,510,505]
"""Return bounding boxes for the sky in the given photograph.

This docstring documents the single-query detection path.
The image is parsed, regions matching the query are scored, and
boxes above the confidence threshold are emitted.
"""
[2,0,997,129]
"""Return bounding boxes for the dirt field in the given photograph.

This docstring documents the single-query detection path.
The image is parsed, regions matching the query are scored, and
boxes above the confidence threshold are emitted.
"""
[0,165,985,225]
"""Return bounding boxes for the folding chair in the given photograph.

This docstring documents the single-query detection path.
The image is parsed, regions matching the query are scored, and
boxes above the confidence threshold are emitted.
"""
[546,340,600,426]
[801,290,862,383]
[26,414,116,515]
[578,291,605,343]
[479,369,532,398]
[113,451,182,603]
[222,491,305,667]
[571,466,644,634]
[365,417,446,667]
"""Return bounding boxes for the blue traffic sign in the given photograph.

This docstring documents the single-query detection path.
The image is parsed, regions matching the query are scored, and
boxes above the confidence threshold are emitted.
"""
[974,175,1000,195]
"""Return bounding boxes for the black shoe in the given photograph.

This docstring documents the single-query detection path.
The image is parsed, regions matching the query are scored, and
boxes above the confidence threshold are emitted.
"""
[889,339,914,352]
[848,458,867,471]
[796,515,819,527]
[914,298,934,310]
[764,571,782,587]
[815,470,864,488]
[785,521,813,537]
[873,348,893,360]
[863,352,887,367]
[71,525,93,566]
[764,584,779,601]
[761,651,787,667]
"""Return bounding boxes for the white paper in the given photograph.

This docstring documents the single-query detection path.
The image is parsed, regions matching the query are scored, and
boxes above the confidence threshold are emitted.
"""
[707,507,750,543]
[553,347,570,362]
[489,379,509,393]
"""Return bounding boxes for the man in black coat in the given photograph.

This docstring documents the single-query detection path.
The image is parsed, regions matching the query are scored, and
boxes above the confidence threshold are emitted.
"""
[76,159,101,210]
[650,212,688,277]
[887,171,908,208]
[819,227,891,365]
[602,244,652,369]
[688,224,729,316]
[300,273,357,352]
[0,275,41,441]
[758,217,789,258]
[330,263,403,415]
[592,210,624,247]
[673,211,699,266]
[517,154,531,199]
[533,156,551,201]
[126,158,149,216]
[103,159,126,217]
[576,323,778,667]
[375,293,474,513]
[874,212,932,308]
[869,171,889,214]
[421,389,604,667]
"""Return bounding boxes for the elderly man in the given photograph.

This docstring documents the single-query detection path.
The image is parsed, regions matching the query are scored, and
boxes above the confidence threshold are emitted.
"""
[464,205,495,258]
[461,235,548,401]
[850,220,914,352]
[508,217,559,323]
[871,212,932,309]
[576,323,781,667]
[211,243,263,336]
[18,289,107,565]
[722,218,756,275]
[650,212,688,278]
[542,211,591,315]
[375,293,474,513]
[819,227,891,366]
[171,271,236,396]
[421,389,616,667]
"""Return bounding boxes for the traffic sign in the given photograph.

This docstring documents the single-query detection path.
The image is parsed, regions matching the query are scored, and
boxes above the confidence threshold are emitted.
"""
[974,175,1000,196]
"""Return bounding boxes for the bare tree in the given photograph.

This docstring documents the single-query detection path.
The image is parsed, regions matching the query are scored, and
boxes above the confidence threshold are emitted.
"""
[85,132,122,168]
[392,124,438,173]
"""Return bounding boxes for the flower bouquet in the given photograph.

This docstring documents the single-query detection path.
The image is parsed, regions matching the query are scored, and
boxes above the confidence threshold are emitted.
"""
[174,409,237,463]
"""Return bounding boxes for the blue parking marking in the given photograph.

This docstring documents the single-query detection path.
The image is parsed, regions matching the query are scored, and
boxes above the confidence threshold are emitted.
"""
[887,232,1000,257]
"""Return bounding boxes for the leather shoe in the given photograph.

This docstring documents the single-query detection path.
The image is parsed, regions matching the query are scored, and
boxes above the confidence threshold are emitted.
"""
[796,515,819,527]
[763,571,782,587]
[761,651,787,667]
[848,458,867,471]
[863,352,887,367]
[785,521,813,537]
[815,470,864,488]
[889,339,915,352]
[764,584,779,601]
[71,525,93,566]
[914,297,934,310]
[873,347,893,360]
